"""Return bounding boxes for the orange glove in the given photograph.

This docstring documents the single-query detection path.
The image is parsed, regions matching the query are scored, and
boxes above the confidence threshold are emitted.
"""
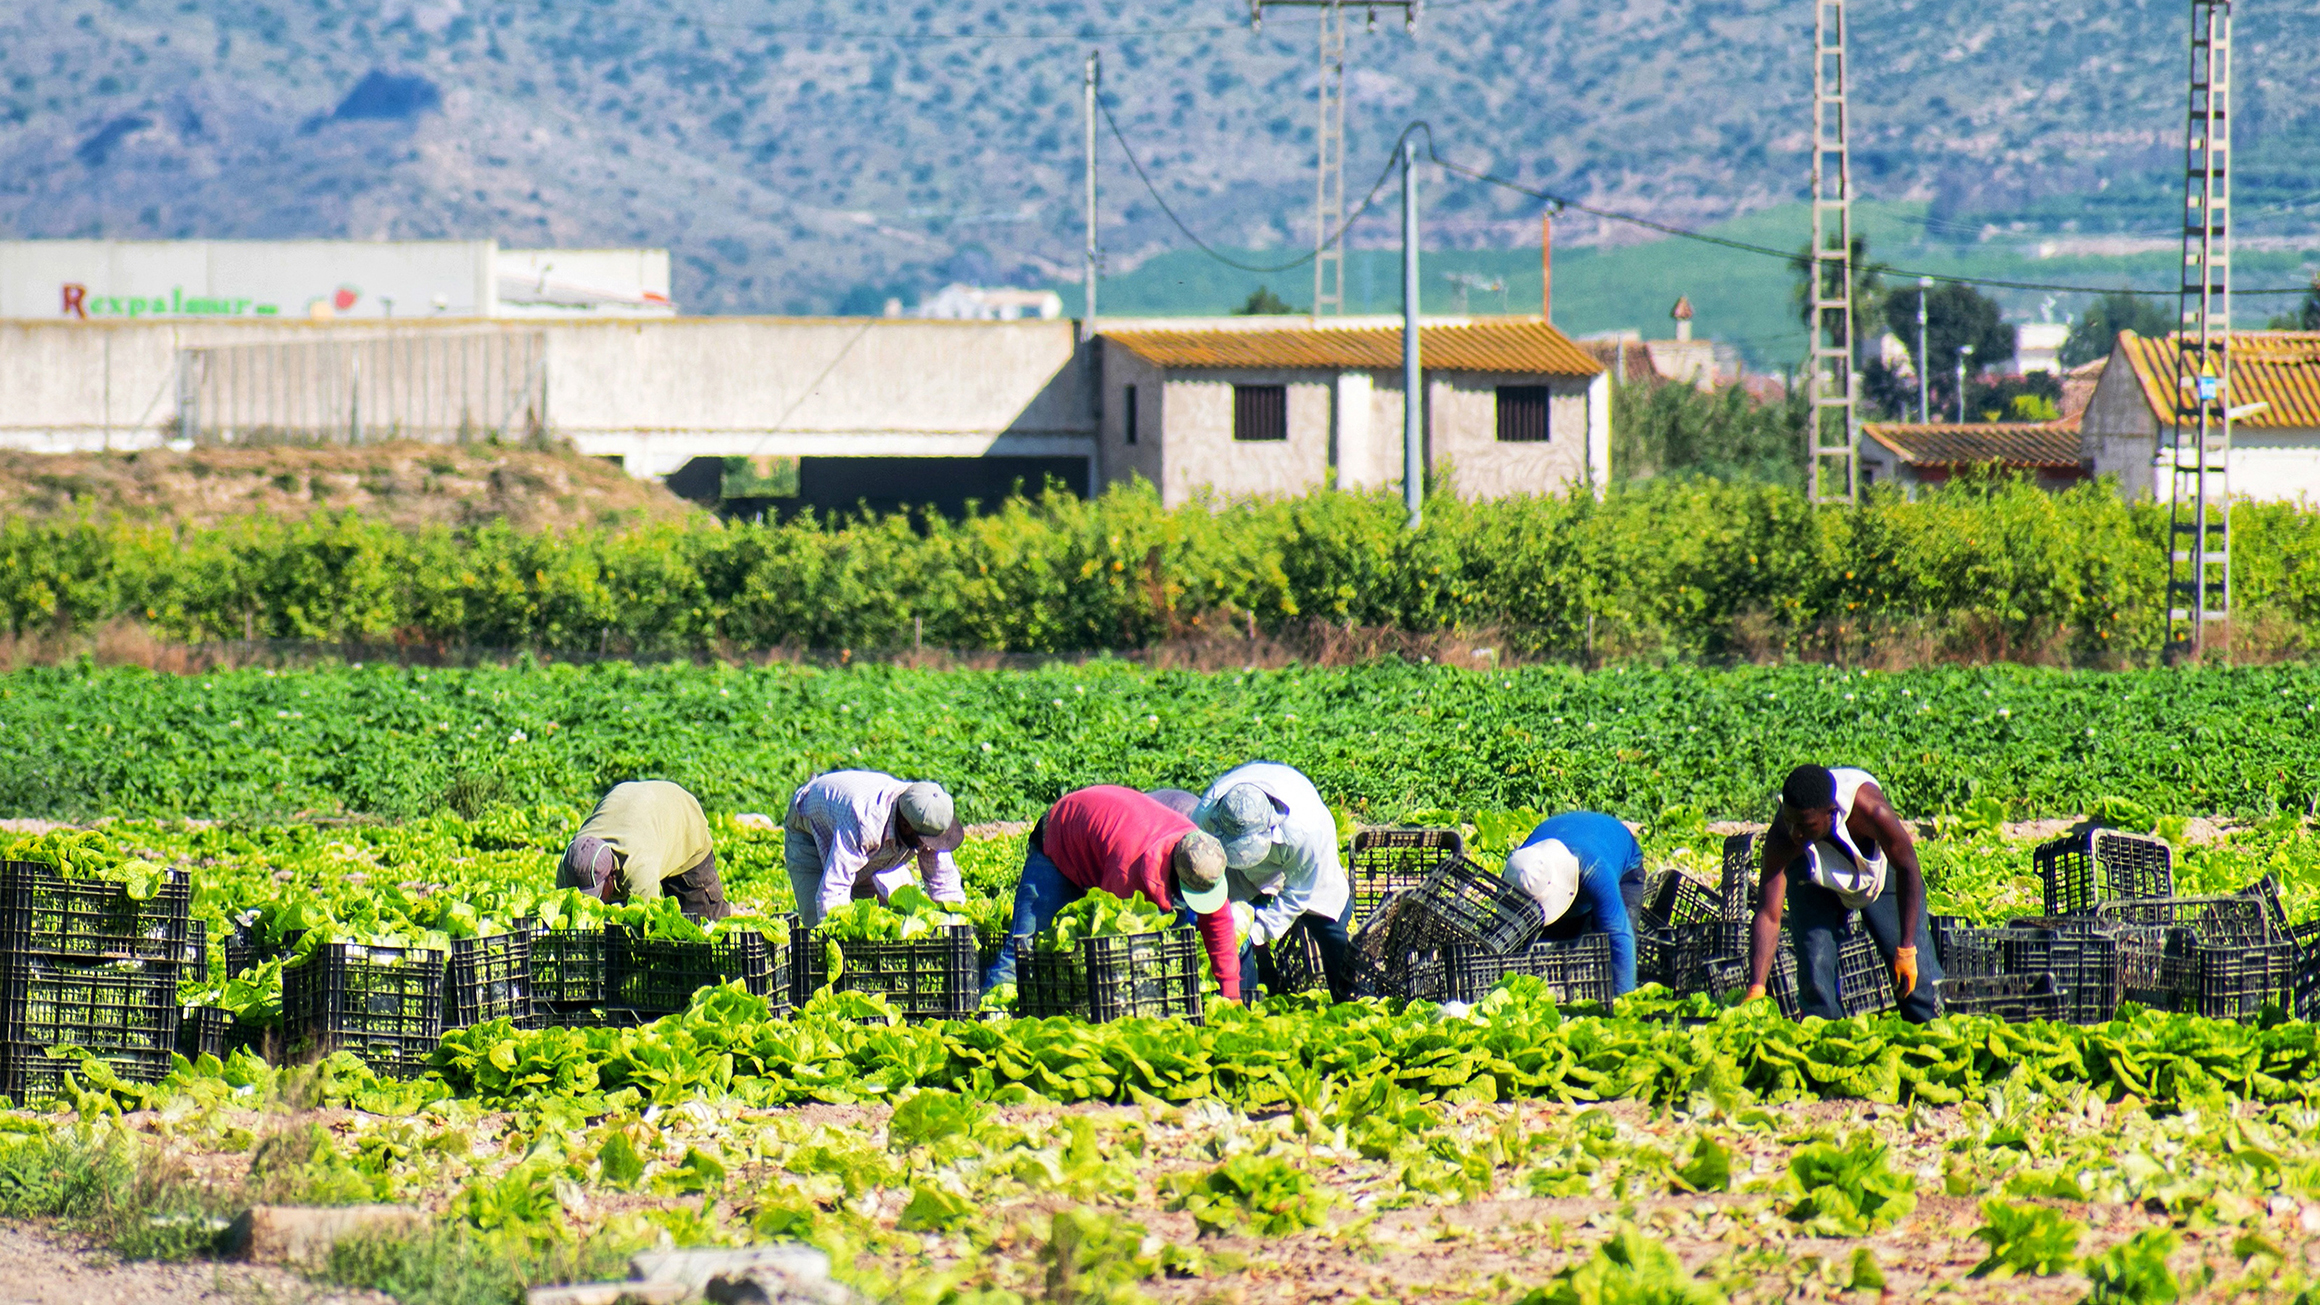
[1893,946,1919,998]
[1744,984,1768,1003]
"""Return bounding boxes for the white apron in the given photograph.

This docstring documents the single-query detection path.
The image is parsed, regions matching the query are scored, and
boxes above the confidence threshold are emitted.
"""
[1798,767,1888,909]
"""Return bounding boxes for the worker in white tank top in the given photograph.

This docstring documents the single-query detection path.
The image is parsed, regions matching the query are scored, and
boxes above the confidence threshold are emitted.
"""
[1744,763,1943,1023]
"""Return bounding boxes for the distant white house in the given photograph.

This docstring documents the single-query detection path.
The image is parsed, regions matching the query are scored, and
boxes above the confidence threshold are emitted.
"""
[2017,322,2069,376]
[2080,330,2320,503]
[905,284,1064,321]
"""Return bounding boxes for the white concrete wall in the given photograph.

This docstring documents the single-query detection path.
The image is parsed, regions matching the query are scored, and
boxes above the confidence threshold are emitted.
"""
[1425,372,1592,501]
[1332,371,1376,491]
[1155,369,1334,504]
[0,318,1099,474]
[1098,345,1168,493]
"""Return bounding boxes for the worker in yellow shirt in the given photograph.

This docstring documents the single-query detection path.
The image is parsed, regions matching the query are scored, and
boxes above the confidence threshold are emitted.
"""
[557,780,730,921]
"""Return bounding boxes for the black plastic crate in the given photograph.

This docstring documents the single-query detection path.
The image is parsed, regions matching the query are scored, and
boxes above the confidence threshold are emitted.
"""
[446,926,534,1029]
[0,862,193,965]
[2036,829,2173,917]
[1928,915,1970,969]
[1348,828,1463,925]
[1662,921,1752,996]
[223,925,306,978]
[609,926,783,1016]
[281,942,445,1079]
[1718,833,1763,920]
[1019,928,1204,1022]
[2092,895,2278,945]
[1397,943,1526,1005]
[1391,854,1545,956]
[1641,872,1724,931]
[2293,921,2320,1021]
[177,1004,236,1060]
[2194,942,2298,1022]
[531,1004,660,1030]
[1938,972,2064,1022]
[182,919,210,978]
[0,955,180,1053]
[1262,926,1329,997]
[0,1040,175,1105]
[1944,925,2127,1023]
[802,923,978,1021]
[1708,945,1801,1017]
[529,926,613,1007]
[1831,930,1898,1017]
[1530,933,1616,1007]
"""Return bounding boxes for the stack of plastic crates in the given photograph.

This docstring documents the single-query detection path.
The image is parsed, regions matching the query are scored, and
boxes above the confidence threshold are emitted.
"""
[536,919,789,1028]
[0,861,193,1104]
[530,925,616,1027]
[801,923,979,1021]
[1348,828,1463,927]
[1019,927,1204,1023]
[1637,872,1727,991]
[1360,856,1615,1007]
[1937,973,2064,1022]
[1718,833,1764,920]
[2093,892,2292,1019]
[281,941,446,1078]
[1943,924,2125,1023]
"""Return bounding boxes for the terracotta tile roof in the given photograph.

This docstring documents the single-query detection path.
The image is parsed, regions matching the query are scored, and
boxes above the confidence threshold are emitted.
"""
[2114,330,2320,429]
[1101,319,1604,377]
[1862,419,2086,468]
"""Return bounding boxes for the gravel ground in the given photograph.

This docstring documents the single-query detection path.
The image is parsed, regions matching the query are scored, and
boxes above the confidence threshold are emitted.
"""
[0,1221,394,1305]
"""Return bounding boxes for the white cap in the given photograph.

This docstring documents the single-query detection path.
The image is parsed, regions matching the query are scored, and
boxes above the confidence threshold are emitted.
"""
[1504,839,1581,926]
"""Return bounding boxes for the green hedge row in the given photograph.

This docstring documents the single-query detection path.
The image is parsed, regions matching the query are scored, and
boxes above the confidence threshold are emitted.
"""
[4,477,2315,660]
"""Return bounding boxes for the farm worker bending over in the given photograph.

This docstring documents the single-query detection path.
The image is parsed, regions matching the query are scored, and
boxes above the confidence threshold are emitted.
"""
[980,785,1238,999]
[783,770,966,929]
[1502,811,1646,996]
[558,780,731,921]
[1195,761,1358,1001]
[1746,764,1944,1023]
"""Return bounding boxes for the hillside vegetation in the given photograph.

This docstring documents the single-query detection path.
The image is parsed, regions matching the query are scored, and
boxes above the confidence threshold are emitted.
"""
[7,0,2315,324]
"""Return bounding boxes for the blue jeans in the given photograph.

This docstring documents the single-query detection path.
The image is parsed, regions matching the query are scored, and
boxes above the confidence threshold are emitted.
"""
[1789,872,1944,1023]
[1247,894,1359,1001]
[983,846,1082,991]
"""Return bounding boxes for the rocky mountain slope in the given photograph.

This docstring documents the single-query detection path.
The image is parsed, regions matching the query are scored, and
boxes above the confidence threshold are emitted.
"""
[2,0,2314,315]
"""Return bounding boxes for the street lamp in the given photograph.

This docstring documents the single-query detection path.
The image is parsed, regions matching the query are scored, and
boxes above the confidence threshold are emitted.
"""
[1916,277,1933,424]
[1955,343,1975,424]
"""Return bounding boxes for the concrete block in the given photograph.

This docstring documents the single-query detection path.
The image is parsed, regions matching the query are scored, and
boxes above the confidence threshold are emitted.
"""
[226,1203,427,1265]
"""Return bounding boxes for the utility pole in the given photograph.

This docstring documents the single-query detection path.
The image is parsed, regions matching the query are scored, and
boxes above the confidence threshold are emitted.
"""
[1083,50,1100,340]
[1401,136,1422,528]
[2166,0,2233,661]
[1806,0,1857,503]
[1248,0,1418,317]
[1916,277,1932,423]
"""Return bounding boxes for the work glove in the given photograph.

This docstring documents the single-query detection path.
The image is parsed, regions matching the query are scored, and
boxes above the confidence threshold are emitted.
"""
[1893,945,1919,998]
[1231,901,1261,947]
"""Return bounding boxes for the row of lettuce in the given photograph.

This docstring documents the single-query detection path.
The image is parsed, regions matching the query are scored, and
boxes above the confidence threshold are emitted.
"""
[8,476,2319,660]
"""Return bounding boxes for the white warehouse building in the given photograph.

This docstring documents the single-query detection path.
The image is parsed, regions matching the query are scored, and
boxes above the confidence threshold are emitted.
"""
[0,239,673,322]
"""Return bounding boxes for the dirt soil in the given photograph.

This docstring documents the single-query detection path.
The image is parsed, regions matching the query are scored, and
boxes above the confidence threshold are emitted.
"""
[0,443,701,532]
[0,1220,391,1305]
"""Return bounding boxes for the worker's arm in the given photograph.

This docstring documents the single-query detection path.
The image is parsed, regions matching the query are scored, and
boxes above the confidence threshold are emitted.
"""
[918,848,966,904]
[1194,907,1242,1001]
[1853,783,1926,993]
[1746,828,1797,997]
[1250,828,1333,944]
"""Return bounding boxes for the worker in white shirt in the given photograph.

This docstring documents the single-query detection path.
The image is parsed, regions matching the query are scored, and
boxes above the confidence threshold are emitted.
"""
[1194,760,1357,1001]
[783,770,967,928]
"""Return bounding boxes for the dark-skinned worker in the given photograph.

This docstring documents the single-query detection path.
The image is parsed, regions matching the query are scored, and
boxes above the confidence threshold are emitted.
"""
[783,770,967,929]
[979,784,1239,1000]
[1194,761,1356,1001]
[557,779,731,921]
[1746,764,1943,1022]
[1501,811,1646,995]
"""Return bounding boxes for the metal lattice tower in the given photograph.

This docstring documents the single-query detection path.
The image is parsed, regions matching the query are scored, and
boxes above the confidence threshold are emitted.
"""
[1806,0,1857,504]
[1314,4,1347,315]
[2166,0,2233,660]
[1250,1,1417,316]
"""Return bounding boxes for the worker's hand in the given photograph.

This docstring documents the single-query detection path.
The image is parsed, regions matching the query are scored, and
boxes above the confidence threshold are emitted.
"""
[1231,901,1260,946]
[1744,984,1768,1003]
[1893,945,1919,998]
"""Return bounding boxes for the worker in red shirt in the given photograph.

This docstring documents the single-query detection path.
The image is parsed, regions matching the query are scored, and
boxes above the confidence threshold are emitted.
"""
[980,784,1240,1001]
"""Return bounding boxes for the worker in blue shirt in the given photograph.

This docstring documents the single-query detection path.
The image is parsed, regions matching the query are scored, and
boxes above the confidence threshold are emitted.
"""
[1501,811,1646,995]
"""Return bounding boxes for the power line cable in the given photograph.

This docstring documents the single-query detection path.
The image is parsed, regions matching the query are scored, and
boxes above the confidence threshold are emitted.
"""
[1098,103,1421,275]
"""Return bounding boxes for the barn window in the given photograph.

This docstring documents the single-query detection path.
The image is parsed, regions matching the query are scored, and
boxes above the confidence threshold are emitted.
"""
[1124,385,1138,445]
[1496,385,1551,442]
[1233,385,1288,441]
